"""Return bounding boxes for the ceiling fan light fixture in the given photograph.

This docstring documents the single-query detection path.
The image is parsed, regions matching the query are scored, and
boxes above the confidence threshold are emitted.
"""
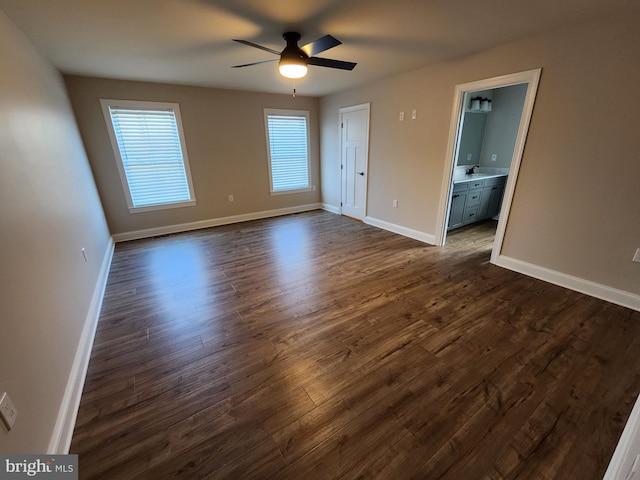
[278,39,309,79]
[278,61,308,79]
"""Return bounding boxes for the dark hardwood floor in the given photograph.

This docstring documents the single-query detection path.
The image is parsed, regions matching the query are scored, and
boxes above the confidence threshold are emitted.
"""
[71,211,640,479]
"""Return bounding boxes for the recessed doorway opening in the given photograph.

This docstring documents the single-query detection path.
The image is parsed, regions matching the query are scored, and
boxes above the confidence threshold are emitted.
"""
[435,69,541,265]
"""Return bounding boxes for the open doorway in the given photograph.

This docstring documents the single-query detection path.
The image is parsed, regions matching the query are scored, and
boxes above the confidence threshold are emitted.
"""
[447,84,527,232]
[435,69,541,264]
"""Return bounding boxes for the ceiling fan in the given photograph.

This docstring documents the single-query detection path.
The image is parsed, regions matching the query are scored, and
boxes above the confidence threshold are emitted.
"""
[232,32,356,79]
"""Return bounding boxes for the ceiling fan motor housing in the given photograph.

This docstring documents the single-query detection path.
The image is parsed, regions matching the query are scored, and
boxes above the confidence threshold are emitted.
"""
[281,32,309,65]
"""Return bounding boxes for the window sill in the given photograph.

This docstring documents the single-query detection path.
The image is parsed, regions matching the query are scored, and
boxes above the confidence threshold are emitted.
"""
[270,187,312,196]
[128,200,196,214]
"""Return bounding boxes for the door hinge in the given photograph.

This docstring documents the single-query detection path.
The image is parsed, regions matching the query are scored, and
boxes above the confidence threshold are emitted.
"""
[340,202,343,206]
[340,164,343,170]
[341,122,344,128]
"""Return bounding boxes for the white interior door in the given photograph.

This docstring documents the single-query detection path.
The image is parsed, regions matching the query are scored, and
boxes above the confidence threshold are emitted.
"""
[340,104,370,220]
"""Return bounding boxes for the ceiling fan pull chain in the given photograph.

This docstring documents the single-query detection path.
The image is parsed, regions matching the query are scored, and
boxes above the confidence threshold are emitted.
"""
[292,79,296,99]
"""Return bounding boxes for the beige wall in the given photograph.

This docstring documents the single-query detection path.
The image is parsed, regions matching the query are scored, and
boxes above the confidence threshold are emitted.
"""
[320,10,640,296]
[0,12,111,452]
[64,76,321,235]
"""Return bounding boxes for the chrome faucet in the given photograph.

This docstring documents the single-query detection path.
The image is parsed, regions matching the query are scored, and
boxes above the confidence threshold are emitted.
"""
[466,164,479,174]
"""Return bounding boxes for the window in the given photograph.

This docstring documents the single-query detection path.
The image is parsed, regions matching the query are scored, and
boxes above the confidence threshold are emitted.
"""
[264,109,311,194]
[100,99,196,213]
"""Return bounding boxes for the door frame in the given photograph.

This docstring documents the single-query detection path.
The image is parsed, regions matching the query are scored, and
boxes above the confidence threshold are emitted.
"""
[435,69,541,264]
[339,103,371,219]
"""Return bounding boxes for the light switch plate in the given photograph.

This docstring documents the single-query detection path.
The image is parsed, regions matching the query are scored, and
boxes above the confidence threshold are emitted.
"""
[0,392,17,430]
[633,248,640,263]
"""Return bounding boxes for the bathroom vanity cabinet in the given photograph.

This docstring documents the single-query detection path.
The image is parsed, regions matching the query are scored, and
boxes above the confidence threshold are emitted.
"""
[448,175,507,230]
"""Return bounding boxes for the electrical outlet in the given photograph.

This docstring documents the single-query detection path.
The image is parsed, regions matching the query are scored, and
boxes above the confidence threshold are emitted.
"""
[411,109,417,120]
[0,392,17,430]
[633,248,640,263]
[393,199,398,208]
[467,154,473,161]
[491,154,497,162]
[228,195,234,202]
[399,112,404,121]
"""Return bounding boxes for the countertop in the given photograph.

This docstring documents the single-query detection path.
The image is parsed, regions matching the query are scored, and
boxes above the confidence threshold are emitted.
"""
[453,172,508,183]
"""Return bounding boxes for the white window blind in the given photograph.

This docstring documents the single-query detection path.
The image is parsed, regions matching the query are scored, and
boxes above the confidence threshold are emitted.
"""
[264,110,311,194]
[101,100,195,212]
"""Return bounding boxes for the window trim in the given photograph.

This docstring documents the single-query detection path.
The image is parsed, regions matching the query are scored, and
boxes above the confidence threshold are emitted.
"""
[263,108,312,196]
[100,99,196,213]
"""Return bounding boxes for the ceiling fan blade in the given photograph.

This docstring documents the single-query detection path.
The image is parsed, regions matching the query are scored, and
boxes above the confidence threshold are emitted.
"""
[232,39,280,56]
[232,59,278,68]
[308,57,357,71]
[301,34,341,56]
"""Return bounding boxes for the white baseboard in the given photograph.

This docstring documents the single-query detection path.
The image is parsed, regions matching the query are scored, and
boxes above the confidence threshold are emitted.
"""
[604,393,640,480]
[364,216,436,245]
[322,203,340,215]
[48,238,115,454]
[112,203,323,242]
[494,255,640,312]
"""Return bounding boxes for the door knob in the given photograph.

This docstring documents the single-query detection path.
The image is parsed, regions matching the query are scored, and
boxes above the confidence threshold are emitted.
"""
[358,171,365,176]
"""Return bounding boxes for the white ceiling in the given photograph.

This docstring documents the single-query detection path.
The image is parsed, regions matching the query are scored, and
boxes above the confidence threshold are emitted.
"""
[0,0,636,97]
